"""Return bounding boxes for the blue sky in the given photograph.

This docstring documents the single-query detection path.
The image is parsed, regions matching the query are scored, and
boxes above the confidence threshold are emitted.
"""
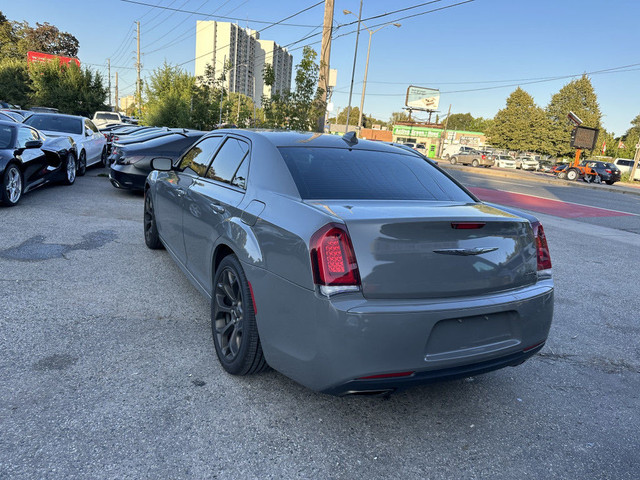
[3,0,639,136]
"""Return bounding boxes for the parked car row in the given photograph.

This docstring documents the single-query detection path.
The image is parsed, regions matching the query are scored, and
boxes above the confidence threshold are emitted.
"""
[0,119,78,206]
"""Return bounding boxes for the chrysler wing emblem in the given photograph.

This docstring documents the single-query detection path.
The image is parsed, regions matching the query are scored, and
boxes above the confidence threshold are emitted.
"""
[433,247,499,256]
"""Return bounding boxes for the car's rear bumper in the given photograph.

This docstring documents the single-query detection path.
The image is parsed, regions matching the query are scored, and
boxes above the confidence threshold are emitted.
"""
[109,164,146,191]
[246,263,554,394]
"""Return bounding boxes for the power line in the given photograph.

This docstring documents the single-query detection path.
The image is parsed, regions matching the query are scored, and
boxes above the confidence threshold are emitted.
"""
[175,1,324,67]
[330,63,640,96]
[119,0,320,27]
[145,0,235,52]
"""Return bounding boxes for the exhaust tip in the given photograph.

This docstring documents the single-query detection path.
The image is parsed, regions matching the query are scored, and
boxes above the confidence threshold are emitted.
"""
[344,389,395,397]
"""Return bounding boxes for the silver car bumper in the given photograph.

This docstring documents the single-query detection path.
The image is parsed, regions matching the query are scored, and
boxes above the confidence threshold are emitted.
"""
[246,263,554,394]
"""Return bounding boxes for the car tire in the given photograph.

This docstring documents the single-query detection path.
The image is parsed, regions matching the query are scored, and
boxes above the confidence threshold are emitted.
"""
[143,190,163,250]
[444,154,450,160]
[77,151,87,176]
[566,168,579,181]
[1,163,23,206]
[472,159,479,167]
[605,180,615,185]
[450,157,457,165]
[63,153,76,185]
[557,171,567,179]
[211,255,268,376]
[100,146,108,167]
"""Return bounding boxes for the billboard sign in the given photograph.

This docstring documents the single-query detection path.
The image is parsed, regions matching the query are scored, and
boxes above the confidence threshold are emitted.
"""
[27,51,80,68]
[405,86,440,111]
[570,126,599,150]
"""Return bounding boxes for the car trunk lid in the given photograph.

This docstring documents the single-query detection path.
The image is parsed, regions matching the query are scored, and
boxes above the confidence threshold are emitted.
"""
[306,200,537,299]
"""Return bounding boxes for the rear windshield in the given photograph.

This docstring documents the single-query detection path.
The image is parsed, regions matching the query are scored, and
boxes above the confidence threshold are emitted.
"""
[25,115,82,135]
[95,113,120,121]
[278,147,474,202]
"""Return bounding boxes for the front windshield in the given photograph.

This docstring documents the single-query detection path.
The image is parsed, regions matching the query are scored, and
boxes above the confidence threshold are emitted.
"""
[25,115,83,135]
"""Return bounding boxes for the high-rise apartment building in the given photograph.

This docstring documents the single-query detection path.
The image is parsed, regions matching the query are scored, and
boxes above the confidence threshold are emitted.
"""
[194,21,292,107]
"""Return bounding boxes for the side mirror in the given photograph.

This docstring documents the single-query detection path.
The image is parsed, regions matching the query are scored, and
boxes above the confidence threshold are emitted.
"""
[24,140,43,149]
[151,157,173,171]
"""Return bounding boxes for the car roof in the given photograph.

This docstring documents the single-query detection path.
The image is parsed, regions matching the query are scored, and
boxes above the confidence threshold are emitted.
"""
[209,130,417,155]
[26,112,87,121]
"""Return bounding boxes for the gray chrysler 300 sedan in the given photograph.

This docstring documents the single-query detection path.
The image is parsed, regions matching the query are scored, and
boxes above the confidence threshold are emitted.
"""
[143,130,554,395]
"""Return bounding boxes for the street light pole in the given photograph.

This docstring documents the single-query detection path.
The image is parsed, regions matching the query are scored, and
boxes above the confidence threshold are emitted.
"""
[344,1,363,131]
[356,22,400,131]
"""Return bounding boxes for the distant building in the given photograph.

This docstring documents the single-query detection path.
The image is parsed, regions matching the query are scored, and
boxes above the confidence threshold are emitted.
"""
[194,21,292,107]
[119,95,136,112]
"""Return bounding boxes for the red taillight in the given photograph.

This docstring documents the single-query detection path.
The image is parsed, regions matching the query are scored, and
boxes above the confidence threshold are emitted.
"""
[358,371,415,380]
[532,221,552,271]
[310,223,360,287]
[605,169,612,173]
[482,154,486,160]
[451,222,486,229]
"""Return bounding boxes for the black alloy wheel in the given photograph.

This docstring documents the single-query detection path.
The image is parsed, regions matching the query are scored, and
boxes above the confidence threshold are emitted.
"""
[1,164,22,206]
[100,146,108,167]
[211,255,267,376]
[63,153,76,185]
[77,151,87,176]
[143,190,163,249]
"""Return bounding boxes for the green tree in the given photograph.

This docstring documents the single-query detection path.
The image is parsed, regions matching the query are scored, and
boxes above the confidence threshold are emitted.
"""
[615,114,640,159]
[143,62,195,128]
[29,61,107,116]
[546,75,601,156]
[389,111,409,125]
[1,13,79,60]
[261,46,324,131]
[486,87,551,153]
[0,57,30,107]
[336,106,361,126]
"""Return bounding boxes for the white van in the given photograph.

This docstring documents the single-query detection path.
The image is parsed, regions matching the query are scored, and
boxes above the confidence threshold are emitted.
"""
[613,158,640,180]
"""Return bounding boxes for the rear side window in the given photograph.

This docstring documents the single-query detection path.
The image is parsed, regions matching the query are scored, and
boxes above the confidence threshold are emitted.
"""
[179,136,223,176]
[278,147,474,201]
[0,125,14,148]
[206,137,249,184]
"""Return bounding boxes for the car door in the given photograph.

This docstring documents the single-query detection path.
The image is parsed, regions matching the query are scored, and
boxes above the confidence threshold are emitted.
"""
[86,119,104,163]
[154,135,224,266]
[83,119,99,164]
[183,135,250,292]
[15,126,49,190]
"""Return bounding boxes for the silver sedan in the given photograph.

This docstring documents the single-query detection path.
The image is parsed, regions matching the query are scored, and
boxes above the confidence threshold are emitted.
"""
[143,131,554,395]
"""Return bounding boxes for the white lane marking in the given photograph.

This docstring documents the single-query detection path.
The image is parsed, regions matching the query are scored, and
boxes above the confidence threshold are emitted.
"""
[480,187,640,217]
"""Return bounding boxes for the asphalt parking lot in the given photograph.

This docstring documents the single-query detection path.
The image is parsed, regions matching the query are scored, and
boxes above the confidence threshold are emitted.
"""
[1,168,639,479]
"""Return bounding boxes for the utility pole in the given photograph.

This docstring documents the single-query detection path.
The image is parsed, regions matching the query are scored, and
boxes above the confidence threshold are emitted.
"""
[438,104,451,158]
[316,0,334,133]
[630,143,640,182]
[136,21,141,118]
[107,58,111,109]
[115,72,119,113]
[345,0,363,132]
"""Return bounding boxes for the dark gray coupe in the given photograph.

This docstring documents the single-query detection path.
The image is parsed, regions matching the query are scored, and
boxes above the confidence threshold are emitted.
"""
[144,130,554,395]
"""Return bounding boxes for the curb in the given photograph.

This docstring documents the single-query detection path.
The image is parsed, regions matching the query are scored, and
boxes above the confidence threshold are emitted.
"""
[437,162,640,198]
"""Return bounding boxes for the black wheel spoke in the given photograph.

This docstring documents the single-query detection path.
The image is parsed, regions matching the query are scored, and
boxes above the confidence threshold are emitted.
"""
[215,293,232,313]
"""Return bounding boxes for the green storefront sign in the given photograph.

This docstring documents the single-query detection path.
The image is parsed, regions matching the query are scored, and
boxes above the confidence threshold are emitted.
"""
[392,125,442,139]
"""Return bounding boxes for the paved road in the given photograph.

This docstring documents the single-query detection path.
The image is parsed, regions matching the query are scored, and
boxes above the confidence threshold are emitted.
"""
[443,166,640,234]
[1,167,638,479]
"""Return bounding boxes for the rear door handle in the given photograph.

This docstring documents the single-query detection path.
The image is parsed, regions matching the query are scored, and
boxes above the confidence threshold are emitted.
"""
[210,203,225,214]
[176,188,186,197]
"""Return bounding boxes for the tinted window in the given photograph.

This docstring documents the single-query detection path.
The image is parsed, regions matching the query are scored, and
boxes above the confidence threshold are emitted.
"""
[96,113,120,121]
[25,115,83,135]
[232,158,249,189]
[0,125,14,148]
[279,147,474,202]
[206,137,249,184]
[179,136,223,176]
